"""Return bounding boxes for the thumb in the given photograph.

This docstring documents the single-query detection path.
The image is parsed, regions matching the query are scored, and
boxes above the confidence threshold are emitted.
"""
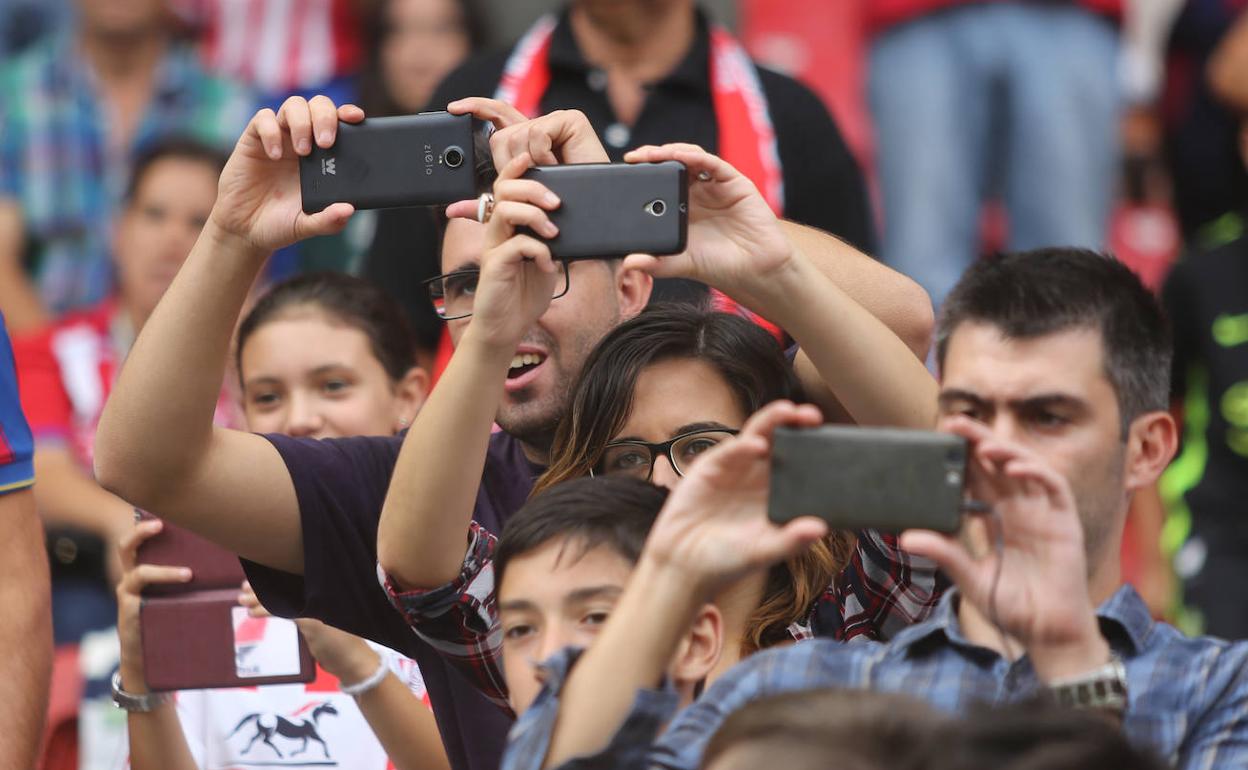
[297,202,355,239]
[754,517,827,567]
[900,530,983,594]
[622,252,685,279]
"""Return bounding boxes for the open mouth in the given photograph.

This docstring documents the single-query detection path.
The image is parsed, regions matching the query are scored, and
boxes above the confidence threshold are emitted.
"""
[507,352,547,381]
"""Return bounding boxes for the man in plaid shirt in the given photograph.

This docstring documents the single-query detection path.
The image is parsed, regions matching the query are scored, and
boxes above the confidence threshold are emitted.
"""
[0,0,253,330]
[0,311,52,769]
[500,250,1248,770]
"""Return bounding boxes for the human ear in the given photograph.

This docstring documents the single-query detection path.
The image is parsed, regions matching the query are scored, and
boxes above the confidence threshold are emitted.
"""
[615,265,653,320]
[393,366,430,429]
[670,603,723,703]
[1124,411,1177,492]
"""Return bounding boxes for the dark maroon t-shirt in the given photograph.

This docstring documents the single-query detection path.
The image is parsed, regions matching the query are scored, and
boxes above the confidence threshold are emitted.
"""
[241,430,540,770]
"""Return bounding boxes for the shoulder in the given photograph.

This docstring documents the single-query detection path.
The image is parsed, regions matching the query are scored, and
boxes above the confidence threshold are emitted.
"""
[1132,621,1248,708]
[427,48,513,108]
[262,433,404,494]
[754,66,834,122]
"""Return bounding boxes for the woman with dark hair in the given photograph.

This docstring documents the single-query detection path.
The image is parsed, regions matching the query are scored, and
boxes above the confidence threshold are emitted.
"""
[535,305,855,660]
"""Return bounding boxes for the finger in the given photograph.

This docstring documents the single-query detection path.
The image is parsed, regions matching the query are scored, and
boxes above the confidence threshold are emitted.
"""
[117,519,164,571]
[671,148,741,186]
[489,200,559,238]
[337,103,365,123]
[447,97,527,128]
[122,563,193,596]
[1003,458,1077,513]
[940,416,994,446]
[296,202,355,240]
[308,95,340,148]
[497,152,535,184]
[526,126,558,166]
[755,517,830,565]
[446,199,479,220]
[497,234,557,273]
[278,95,314,156]
[738,400,824,446]
[899,530,984,592]
[620,253,672,277]
[493,179,561,209]
[252,108,284,160]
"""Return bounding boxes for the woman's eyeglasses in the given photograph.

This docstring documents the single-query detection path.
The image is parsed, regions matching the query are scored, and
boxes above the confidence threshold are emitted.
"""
[593,428,740,481]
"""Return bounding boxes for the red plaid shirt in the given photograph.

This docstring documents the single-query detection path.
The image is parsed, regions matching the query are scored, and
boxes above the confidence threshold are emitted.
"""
[379,524,944,712]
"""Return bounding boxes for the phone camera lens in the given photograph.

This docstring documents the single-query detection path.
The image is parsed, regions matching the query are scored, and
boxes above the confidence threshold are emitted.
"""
[646,199,666,217]
[443,146,464,169]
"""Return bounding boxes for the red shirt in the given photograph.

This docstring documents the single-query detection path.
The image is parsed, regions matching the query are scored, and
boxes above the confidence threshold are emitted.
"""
[11,300,239,471]
[866,0,1122,35]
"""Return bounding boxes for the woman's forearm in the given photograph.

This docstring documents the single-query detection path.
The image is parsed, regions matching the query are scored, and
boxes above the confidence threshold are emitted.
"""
[356,673,453,770]
[756,254,938,430]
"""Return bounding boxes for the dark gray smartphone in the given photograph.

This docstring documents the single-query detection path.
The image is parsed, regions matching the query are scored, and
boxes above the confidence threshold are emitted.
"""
[299,112,492,213]
[520,161,688,261]
[768,425,969,534]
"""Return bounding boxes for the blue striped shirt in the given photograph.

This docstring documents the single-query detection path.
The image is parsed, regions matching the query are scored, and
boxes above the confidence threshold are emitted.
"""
[504,586,1248,770]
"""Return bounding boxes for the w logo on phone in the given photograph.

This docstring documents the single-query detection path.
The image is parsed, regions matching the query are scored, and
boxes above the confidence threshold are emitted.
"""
[321,158,336,176]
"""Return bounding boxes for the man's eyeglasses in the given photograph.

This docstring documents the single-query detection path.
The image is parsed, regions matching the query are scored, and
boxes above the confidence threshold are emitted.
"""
[423,261,571,321]
[593,428,740,482]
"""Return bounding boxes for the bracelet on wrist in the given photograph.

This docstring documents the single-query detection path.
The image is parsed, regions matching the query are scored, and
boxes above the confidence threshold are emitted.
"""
[1047,655,1128,716]
[111,670,171,713]
[339,656,389,698]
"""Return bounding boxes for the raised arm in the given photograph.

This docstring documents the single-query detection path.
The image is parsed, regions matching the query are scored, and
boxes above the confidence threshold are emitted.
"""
[377,104,617,590]
[94,96,360,573]
[622,145,939,430]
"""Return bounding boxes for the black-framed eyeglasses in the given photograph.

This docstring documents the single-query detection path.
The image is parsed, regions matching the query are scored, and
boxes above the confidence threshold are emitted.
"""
[423,261,571,321]
[592,428,740,482]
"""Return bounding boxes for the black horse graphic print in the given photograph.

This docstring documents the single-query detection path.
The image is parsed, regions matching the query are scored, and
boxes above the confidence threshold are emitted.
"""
[228,702,340,759]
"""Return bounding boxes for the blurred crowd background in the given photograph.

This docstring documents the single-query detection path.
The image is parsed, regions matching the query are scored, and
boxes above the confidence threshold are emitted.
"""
[4,0,1248,767]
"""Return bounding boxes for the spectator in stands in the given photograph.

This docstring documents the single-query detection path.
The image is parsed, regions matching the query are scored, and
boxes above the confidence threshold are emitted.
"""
[0,0,253,331]
[112,271,443,770]
[357,0,492,358]
[503,250,1248,770]
[0,313,52,770]
[866,0,1121,308]
[12,139,232,650]
[93,97,930,770]
[1160,118,1248,640]
[363,0,874,334]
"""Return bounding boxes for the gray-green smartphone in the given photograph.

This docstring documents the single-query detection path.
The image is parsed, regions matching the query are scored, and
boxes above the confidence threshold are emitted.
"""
[768,425,969,534]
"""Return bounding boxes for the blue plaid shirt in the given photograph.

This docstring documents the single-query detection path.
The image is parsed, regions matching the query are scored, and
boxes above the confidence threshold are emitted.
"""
[0,34,254,315]
[503,586,1248,770]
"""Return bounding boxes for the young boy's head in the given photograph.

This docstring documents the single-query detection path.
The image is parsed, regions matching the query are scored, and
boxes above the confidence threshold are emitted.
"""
[495,476,723,714]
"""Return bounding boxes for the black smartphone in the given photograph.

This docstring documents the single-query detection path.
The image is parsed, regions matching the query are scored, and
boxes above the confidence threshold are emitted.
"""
[768,425,969,534]
[299,112,492,213]
[520,161,688,261]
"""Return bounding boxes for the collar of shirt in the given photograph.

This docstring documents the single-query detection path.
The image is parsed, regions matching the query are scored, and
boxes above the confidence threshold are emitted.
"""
[544,7,713,95]
[887,584,1155,664]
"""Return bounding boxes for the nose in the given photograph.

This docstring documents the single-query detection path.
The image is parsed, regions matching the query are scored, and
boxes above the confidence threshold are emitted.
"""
[284,393,325,438]
[536,625,569,666]
[649,455,681,490]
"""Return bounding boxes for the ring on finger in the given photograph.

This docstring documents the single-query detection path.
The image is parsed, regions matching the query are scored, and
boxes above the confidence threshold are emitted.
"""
[477,192,496,224]
[696,170,712,182]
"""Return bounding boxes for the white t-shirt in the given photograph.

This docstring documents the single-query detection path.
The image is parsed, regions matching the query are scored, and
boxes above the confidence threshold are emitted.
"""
[118,643,429,770]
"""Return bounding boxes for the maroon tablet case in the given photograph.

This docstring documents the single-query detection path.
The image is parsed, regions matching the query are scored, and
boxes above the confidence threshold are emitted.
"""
[136,510,314,690]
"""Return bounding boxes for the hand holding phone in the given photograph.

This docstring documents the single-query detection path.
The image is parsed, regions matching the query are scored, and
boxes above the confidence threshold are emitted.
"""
[517,161,688,261]
[298,112,492,213]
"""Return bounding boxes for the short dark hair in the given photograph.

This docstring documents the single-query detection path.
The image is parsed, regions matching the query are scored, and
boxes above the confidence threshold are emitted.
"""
[125,137,228,202]
[236,272,419,384]
[701,692,1167,770]
[936,249,1171,432]
[494,476,668,590]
